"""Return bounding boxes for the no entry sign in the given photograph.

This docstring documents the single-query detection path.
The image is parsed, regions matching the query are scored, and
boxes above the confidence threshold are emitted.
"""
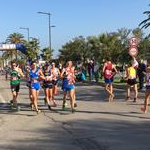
[129,37,139,47]
[129,47,138,57]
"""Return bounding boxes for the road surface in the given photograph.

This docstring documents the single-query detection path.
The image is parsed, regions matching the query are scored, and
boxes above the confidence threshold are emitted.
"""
[0,75,149,150]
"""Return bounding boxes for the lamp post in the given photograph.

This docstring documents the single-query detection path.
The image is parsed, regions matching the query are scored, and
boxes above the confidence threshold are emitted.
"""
[20,27,29,42]
[37,11,55,50]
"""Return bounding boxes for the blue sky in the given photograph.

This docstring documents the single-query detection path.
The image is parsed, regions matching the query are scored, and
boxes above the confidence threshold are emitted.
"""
[0,0,149,57]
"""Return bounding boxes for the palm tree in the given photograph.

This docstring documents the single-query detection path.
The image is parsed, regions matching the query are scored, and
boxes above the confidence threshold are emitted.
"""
[25,38,40,60]
[6,32,24,43]
[139,4,150,29]
[41,47,53,62]
[5,32,25,60]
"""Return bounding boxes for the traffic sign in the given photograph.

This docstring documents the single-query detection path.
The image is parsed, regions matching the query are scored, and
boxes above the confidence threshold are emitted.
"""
[129,47,138,57]
[129,37,139,47]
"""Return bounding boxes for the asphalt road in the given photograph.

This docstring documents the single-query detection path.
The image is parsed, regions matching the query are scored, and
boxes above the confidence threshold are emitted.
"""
[0,75,149,150]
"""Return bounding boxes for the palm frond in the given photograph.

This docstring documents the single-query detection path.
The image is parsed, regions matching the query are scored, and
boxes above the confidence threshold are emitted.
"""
[139,18,150,27]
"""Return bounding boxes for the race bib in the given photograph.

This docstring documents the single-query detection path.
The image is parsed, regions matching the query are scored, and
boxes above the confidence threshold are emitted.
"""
[105,69,112,75]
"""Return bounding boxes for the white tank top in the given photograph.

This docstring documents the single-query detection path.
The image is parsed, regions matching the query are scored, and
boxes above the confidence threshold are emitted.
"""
[146,73,150,86]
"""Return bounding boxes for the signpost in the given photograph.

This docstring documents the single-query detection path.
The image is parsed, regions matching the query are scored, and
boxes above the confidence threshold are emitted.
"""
[129,37,139,57]
[129,37,139,47]
[129,47,138,57]
[128,37,139,68]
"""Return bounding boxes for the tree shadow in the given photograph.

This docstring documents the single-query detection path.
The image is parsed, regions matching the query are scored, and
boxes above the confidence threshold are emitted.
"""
[1,118,150,150]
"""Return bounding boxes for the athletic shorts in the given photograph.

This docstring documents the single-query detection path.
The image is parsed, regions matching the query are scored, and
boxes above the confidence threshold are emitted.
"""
[62,78,75,91]
[52,80,58,86]
[62,84,75,92]
[11,84,20,92]
[146,85,150,90]
[31,82,41,91]
[43,83,53,89]
[104,78,113,84]
[127,79,137,86]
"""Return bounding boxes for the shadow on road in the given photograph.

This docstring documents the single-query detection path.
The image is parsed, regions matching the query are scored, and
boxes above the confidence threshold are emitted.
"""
[0,118,150,150]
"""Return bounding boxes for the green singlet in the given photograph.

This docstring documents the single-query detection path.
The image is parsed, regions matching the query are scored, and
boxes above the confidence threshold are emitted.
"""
[10,70,21,85]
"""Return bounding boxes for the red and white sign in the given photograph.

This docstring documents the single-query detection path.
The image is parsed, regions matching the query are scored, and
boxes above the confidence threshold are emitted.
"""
[129,47,138,57]
[129,37,139,47]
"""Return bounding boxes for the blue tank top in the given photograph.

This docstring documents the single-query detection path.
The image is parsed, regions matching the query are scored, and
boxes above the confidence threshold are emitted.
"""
[29,69,39,82]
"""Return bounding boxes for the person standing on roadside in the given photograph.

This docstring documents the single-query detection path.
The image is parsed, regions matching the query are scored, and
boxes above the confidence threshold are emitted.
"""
[137,59,146,90]
[102,58,117,102]
[5,65,10,81]
[87,59,94,81]
[141,59,150,113]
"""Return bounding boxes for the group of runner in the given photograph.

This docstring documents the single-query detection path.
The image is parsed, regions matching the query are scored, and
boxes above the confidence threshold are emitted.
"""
[102,56,150,114]
[9,60,77,114]
[6,56,150,115]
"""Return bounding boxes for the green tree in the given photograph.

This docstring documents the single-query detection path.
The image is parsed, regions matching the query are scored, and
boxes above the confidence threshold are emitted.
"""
[117,28,131,64]
[5,32,25,60]
[96,33,122,64]
[86,36,101,61]
[132,28,144,38]
[6,32,24,43]
[41,47,53,61]
[59,36,88,62]
[24,38,40,60]
[138,37,150,59]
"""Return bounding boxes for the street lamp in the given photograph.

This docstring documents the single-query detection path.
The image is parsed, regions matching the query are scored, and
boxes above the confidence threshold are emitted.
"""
[20,27,29,42]
[37,11,55,50]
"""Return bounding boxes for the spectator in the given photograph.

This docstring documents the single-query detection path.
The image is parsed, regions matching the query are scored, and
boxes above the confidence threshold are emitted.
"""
[94,62,100,82]
[4,65,10,81]
[137,59,146,90]
[87,59,94,81]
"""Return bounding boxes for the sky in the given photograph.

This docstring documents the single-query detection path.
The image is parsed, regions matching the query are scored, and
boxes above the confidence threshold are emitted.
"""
[0,0,149,58]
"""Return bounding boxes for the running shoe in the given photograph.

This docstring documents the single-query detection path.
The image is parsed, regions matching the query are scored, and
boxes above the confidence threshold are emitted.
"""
[36,109,41,114]
[48,105,51,110]
[11,103,20,111]
[71,108,76,113]
[17,106,21,111]
[62,100,67,109]
[10,100,13,107]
